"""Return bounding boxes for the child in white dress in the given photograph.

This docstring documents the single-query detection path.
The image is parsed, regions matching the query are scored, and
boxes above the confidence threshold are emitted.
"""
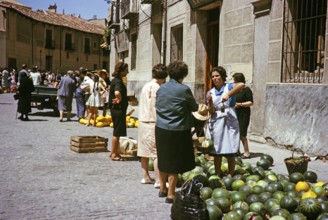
[85,74,105,126]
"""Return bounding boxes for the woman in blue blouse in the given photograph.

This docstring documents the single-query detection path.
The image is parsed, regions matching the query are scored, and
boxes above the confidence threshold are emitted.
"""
[155,61,200,203]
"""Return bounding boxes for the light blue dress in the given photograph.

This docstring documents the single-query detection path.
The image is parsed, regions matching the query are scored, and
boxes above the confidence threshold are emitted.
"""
[205,83,240,155]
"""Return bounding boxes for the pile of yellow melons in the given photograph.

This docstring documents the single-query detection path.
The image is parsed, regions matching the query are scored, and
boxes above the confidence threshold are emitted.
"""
[79,115,112,127]
[79,115,139,128]
[126,115,139,128]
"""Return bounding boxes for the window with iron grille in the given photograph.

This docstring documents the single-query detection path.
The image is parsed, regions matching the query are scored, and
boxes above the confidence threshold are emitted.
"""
[131,33,137,70]
[282,0,327,83]
[170,25,183,62]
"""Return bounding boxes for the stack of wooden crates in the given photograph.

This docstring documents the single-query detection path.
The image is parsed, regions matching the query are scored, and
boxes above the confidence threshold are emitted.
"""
[70,136,108,153]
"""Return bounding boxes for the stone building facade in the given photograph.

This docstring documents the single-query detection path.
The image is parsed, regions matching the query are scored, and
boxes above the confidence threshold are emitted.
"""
[0,0,108,73]
[107,0,328,155]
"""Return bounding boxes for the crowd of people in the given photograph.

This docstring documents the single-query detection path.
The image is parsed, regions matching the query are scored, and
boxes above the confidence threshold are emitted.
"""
[3,61,254,205]
[0,65,63,94]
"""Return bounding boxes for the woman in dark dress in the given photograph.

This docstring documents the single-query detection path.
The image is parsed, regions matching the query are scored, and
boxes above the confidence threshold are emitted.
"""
[155,61,203,203]
[17,72,34,121]
[109,61,129,161]
[233,72,253,158]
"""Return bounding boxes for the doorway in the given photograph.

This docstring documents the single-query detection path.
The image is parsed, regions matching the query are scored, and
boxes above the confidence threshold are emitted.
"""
[205,8,220,96]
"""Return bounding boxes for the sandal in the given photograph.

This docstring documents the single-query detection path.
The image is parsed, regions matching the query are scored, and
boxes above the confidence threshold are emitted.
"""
[111,157,126,161]
[240,154,251,159]
[165,197,175,204]
[141,178,155,184]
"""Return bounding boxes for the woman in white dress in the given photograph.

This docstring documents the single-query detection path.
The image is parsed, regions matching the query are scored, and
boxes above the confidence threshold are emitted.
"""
[137,64,167,187]
[85,74,105,126]
[206,66,245,177]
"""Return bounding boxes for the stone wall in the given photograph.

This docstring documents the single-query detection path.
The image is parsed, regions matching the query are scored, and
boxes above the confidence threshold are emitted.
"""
[220,0,254,82]
[264,84,328,156]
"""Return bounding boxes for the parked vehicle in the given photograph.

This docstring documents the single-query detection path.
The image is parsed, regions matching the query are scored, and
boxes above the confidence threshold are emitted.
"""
[31,85,59,116]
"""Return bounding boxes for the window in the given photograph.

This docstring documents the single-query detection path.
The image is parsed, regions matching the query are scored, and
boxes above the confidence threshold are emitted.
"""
[46,56,52,71]
[65,33,73,50]
[45,29,53,49]
[131,34,137,70]
[282,0,327,83]
[170,25,183,62]
[84,38,91,53]
[17,18,30,44]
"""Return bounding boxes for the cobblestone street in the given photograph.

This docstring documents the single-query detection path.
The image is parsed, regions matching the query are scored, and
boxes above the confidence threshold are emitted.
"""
[0,93,171,220]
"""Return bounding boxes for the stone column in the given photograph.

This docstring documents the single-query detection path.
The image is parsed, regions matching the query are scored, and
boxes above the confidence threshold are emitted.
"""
[250,0,272,140]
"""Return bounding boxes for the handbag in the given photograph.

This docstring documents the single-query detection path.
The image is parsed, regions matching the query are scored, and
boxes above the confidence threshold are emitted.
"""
[171,179,209,220]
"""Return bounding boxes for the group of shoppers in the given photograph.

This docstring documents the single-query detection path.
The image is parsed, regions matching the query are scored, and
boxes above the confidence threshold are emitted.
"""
[13,59,254,204]
[57,68,111,124]
[133,60,253,204]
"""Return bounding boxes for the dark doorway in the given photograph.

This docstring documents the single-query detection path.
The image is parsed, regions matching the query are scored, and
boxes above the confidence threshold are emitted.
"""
[205,8,220,96]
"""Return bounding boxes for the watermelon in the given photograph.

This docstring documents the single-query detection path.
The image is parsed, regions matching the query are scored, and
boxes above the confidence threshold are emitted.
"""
[317,213,328,220]
[233,201,249,212]
[148,158,154,171]
[192,174,209,187]
[287,212,307,220]
[206,204,222,220]
[212,188,230,199]
[289,172,304,183]
[200,187,213,201]
[260,154,274,166]
[303,171,318,183]
[259,192,273,203]
[214,197,231,213]
[264,198,280,213]
[224,210,242,220]
[299,198,322,219]
[230,191,247,203]
[202,139,214,148]
[257,158,271,170]
[249,202,267,217]
[280,195,298,212]
[270,208,290,219]
[208,175,223,189]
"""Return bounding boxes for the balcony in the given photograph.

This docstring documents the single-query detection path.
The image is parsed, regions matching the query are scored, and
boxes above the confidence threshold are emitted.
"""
[108,4,120,29]
[121,0,138,19]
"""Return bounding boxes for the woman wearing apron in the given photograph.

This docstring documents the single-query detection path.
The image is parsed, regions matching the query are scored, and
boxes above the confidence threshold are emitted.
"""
[206,66,245,177]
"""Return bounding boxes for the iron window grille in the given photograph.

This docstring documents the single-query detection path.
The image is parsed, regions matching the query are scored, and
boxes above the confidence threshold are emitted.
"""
[281,0,327,83]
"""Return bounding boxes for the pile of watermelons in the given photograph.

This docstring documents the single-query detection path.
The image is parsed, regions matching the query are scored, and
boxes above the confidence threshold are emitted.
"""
[176,154,328,220]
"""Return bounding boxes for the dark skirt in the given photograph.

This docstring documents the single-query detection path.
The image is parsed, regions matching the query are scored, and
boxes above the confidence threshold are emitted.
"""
[17,95,31,114]
[237,112,250,137]
[155,126,196,174]
[110,108,127,137]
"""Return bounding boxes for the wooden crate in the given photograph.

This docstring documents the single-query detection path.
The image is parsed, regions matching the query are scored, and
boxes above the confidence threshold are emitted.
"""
[70,136,108,153]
